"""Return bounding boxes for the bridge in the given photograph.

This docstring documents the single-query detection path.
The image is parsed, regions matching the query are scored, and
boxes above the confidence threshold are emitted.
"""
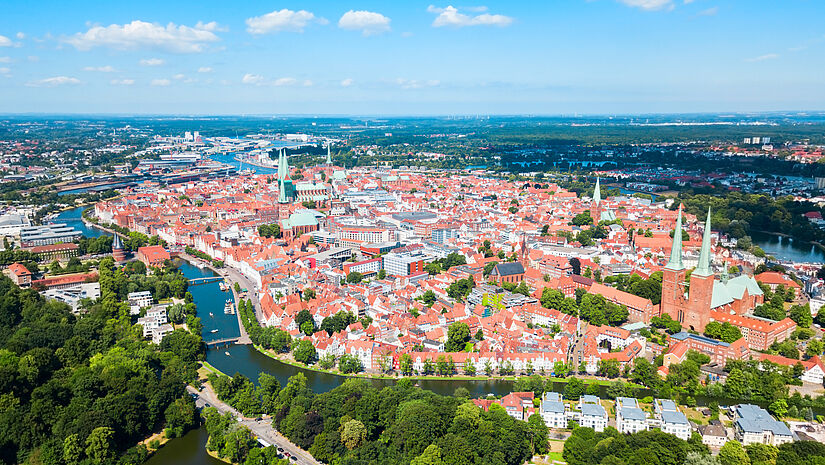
[204,337,241,347]
[188,276,224,286]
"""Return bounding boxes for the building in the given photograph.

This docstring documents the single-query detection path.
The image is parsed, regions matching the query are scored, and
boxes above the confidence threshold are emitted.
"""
[20,223,82,247]
[697,424,728,448]
[343,257,383,276]
[432,228,458,244]
[112,234,127,263]
[656,399,691,440]
[540,392,567,428]
[44,282,101,313]
[128,290,153,314]
[5,262,32,287]
[733,404,793,446]
[616,397,648,434]
[663,332,750,368]
[578,395,608,432]
[29,243,79,261]
[138,305,173,344]
[383,251,425,277]
[32,272,98,291]
[590,282,656,324]
[136,245,171,268]
[489,262,525,285]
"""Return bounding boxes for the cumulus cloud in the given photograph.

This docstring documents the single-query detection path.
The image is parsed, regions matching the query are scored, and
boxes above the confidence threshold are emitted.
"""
[0,67,10,75]
[110,78,135,85]
[246,9,327,34]
[617,0,673,11]
[198,66,213,73]
[0,57,10,63]
[0,35,12,47]
[83,65,116,72]
[340,78,354,87]
[745,53,779,62]
[151,78,171,86]
[338,10,391,36]
[242,74,308,86]
[696,6,718,16]
[25,76,81,87]
[140,58,165,66]
[428,5,513,27]
[66,20,221,53]
[395,78,440,89]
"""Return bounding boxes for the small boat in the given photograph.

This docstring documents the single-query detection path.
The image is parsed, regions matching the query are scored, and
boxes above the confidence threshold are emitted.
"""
[209,312,214,317]
[224,300,234,314]
[225,351,230,356]
[210,329,219,333]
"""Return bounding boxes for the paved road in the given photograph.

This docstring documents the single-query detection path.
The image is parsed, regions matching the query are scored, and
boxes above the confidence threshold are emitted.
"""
[187,384,321,465]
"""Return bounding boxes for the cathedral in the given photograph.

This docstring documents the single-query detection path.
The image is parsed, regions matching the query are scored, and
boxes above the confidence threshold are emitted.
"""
[591,177,616,223]
[660,206,764,332]
[276,149,295,203]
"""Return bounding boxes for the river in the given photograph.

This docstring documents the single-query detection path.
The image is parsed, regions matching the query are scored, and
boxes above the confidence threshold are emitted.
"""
[52,206,111,239]
[750,231,825,264]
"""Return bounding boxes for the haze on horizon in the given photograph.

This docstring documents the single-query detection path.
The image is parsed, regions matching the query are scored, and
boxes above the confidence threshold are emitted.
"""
[1,0,824,115]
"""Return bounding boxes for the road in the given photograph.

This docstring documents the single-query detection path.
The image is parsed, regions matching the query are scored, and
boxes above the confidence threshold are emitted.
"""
[187,384,321,465]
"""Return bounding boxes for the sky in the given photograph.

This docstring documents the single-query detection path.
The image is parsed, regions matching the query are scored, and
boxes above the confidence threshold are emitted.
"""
[0,0,824,115]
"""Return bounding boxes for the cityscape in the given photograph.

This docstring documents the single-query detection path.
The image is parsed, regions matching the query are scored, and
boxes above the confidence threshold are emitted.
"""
[3,2,825,465]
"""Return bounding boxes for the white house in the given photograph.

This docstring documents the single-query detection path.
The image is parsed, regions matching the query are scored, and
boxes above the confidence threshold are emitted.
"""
[616,397,648,434]
[128,290,153,315]
[734,404,793,446]
[578,395,608,432]
[540,392,567,428]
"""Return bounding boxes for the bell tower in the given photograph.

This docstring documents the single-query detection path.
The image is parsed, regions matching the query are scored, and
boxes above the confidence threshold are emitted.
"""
[660,205,687,322]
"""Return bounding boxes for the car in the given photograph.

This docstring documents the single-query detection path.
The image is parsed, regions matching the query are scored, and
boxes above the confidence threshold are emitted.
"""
[277,447,283,452]
[290,457,298,462]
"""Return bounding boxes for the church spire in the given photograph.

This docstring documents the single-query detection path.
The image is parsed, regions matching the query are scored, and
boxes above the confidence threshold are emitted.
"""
[665,205,685,271]
[693,208,714,277]
[326,144,332,165]
[593,177,601,206]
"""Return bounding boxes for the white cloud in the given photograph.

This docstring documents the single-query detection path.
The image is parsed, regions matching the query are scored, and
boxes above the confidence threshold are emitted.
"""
[66,20,221,53]
[745,53,779,62]
[396,78,440,89]
[25,76,81,87]
[428,5,513,28]
[198,66,213,73]
[273,77,297,86]
[16,32,25,39]
[338,10,391,36]
[242,73,265,85]
[697,6,718,16]
[0,57,10,63]
[173,73,186,80]
[151,78,171,86]
[0,35,12,47]
[110,78,135,85]
[246,9,327,34]
[27,55,39,62]
[0,67,10,75]
[617,0,673,11]
[340,78,354,87]
[83,65,117,72]
[140,58,165,66]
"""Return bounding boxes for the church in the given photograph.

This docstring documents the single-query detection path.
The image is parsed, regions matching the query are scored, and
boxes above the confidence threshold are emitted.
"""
[659,207,795,351]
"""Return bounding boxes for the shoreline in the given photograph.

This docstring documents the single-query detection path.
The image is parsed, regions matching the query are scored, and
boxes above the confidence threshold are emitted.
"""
[751,229,825,257]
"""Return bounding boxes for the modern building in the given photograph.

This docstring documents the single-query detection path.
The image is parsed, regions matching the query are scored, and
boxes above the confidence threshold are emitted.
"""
[128,290,153,314]
[578,395,608,432]
[138,305,173,344]
[20,223,82,247]
[616,397,648,434]
[28,243,79,261]
[733,404,793,446]
[44,282,101,313]
[383,251,425,277]
[656,399,691,440]
[343,257,383,276]
[540,392,567,428]
[432,228,459,244]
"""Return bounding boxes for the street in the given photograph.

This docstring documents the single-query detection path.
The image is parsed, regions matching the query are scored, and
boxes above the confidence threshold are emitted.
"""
[187,384,322,465]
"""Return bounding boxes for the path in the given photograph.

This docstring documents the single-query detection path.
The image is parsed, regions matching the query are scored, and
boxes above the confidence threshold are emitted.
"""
[186,384,321,465]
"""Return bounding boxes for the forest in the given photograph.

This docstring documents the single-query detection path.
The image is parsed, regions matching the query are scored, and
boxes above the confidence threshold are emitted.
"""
[208,372,547,465]
[0,258,204,465]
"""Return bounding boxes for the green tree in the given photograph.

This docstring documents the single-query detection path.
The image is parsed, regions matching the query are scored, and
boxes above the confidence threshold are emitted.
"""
[341,419,367,450]
[719,441,750,465]
[63,434,84,465]
[85,426,115,464]
[411,444,445,465]
[293,340,317,365]
[445,322,470,352]
[400,353,414,375]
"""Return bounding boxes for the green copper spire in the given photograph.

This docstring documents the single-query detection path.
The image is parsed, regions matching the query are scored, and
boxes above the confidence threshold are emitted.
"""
[593,177,601,205]
[326,145,332,165]
[278,178,287,203]
[693,208,714,277]
[277,149,287,181]
[665,205,685,271]
[282,149,290,179]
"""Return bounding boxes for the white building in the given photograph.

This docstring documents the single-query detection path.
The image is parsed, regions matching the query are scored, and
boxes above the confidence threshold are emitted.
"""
[578,395,608,432]
[734,404,793,446]
[616,397,648,434]
[540,392,567,428]
[44,282,101,313]
[137,305,172,344]
[128,290,153,315]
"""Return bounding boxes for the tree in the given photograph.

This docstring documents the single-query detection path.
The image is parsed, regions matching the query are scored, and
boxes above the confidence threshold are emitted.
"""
[475,328,484,340]
[341,419,367,450]
[85,427,115,464]
[745,443,777,465]
[528,413,550,454]
[789,304,813,328]
[164,395,198,438]
[378,269,387,279]
[400,353,414,375]
[411,444,445,465]
[302,288,316,301]
[293,340,317,365]
[338,354,364,374]
[445,322,470,352]
[571,212,592,226]
[63,434,83,465]
[719,441,750,465]
[346,271,363,284]
[564,377,586,400]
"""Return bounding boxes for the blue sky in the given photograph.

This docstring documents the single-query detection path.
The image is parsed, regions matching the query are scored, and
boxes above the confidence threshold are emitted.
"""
[0,0,823,115]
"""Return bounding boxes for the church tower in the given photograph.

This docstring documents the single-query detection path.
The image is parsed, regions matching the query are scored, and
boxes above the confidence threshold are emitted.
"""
[660,205,687,323]
[591,177,602,224]
[519,233,528,269]
[685,208,715,332]
[112,234,126,264]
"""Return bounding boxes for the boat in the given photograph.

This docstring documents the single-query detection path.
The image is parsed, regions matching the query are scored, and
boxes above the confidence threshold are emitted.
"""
[210,329,219,333]
[225,351,230,356]
[209,312,214,317]
[224,300,235,314]
[219,281,228,292]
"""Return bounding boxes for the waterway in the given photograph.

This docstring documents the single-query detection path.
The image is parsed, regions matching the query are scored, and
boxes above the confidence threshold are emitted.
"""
[750,231,825,264]
[208,153,279,176]
[144,427,223,465]
[52,206,111,239]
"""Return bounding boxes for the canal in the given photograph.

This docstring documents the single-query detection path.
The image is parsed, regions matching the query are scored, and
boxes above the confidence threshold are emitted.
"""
[52,206,111,239]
